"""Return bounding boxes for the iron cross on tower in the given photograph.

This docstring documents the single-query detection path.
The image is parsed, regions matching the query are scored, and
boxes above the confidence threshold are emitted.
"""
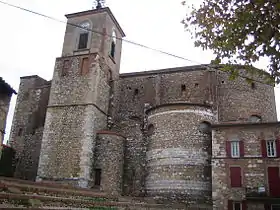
[93,0,105,9]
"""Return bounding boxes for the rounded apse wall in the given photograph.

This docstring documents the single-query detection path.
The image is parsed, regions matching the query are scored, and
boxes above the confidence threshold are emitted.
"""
[145,103,214,204]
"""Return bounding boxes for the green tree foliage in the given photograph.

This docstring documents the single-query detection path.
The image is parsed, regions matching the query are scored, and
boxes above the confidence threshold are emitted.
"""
[182,0,280,84]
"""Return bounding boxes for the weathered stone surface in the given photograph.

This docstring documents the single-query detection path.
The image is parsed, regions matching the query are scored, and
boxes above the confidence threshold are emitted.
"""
[7,6,279,210]
[9,76,50,181]
[145,104,213,204]
[212,124,280,210]
[95,131,125,195]
[217,69,277,122]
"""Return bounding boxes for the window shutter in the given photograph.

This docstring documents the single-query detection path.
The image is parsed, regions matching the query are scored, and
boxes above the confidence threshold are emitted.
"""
[228,200,233,210]
[226,141,231,157]
[240,140,245,157]
[276,138,280,158]
[242,201,247,210]
[261,140,267,157]
[230,167,242,187]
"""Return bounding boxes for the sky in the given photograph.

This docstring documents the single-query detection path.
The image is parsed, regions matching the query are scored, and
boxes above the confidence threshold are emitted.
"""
[0,0,279,144]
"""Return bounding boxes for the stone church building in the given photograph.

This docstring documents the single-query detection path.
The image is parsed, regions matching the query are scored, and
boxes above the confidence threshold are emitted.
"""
[8,4,280,210]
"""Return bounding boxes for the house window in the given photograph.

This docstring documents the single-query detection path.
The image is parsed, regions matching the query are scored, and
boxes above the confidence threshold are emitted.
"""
[231,141,240,158]
[62,60,70,77]
[78,33,89,49]
[226,140,244,158]
[94,169,101,186]
[230,167,242,187]
[81,57,89,75]
[233,202,242,210]
[267,140,277,157]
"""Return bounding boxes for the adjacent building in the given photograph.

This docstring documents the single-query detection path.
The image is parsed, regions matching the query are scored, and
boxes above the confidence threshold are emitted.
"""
[0,77,16,147]
[8,5,280,210]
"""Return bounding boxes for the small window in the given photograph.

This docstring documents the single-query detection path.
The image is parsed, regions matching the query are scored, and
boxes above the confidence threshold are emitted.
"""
[231,141,240,158]
[94,169,101,186]
[195,83,199,87]
[198,122,211,134]
[233,202,242,210]
[134,89,139,95]
[267,140,277,157]
[181,84,186,92]
[147,124,155,136]
[17,128,23,136]
[81,57,89,75]
[78,33,89,49]
[249,115,262,123]
[110,41,116,58]
[251,82,256,89]
[62,60,70,77]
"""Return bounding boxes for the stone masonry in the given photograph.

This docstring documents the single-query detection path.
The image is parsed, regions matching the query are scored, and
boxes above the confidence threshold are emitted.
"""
[212,123,280,210]
[8,5,280,209]
[9,76,50,180]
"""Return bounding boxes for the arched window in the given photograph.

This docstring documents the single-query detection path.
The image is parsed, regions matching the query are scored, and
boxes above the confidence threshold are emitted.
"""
[249,115,262,123]
[110,30,117,58]
[199,121,211,134]
[78,21,90,50]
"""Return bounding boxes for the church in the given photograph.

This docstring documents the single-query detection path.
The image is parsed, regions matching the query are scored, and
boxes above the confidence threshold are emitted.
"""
[8,2,280,210]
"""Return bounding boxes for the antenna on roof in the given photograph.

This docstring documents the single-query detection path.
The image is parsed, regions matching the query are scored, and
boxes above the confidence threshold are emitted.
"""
[93,0,105,9]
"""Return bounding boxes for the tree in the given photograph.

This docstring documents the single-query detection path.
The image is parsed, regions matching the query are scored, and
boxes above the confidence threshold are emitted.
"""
[182,0,280,84]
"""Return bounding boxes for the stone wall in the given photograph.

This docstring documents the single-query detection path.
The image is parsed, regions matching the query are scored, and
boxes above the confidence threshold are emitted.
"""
[37,105,106,184]
[116,67,216,197]
[145,104,214,206]
[9,76,50,181]
[37,51,110,187]
[217,69,277,122]
[62,7,124,78]
[95,131,125,195]
[8,59,279,209]
[212,123,280,210]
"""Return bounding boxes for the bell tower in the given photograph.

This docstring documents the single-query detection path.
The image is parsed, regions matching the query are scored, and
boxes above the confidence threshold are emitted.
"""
[37,3,125,188]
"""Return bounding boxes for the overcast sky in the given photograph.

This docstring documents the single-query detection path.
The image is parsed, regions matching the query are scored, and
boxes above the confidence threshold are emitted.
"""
[1,0,279,143]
